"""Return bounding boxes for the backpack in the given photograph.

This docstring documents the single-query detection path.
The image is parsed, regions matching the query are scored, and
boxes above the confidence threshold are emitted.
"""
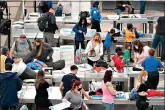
[37,13,48,32]
[15,39,32,52]
[129,88,139,100]
[79,11,90,18]
[55,4,63,16]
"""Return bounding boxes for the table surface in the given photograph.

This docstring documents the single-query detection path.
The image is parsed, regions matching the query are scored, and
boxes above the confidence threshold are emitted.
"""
[18,86,164,105]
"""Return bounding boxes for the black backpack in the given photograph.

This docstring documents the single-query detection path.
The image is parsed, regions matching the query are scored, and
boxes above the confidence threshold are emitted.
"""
[37,13,48,32]
[79,11,90,18]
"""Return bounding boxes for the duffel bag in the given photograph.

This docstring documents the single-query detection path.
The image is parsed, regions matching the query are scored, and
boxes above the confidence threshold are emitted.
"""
[95,60,108,68]
[53,60,65,70]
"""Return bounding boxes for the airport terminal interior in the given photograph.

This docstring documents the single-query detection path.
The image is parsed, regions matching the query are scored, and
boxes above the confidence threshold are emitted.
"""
[0,0,165,110]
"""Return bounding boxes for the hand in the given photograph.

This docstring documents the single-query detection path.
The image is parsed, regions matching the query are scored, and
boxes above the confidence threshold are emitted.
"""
[85,106,89,110]
[62,99,68,103]
[122,4,126,7]
[46,56,50,60]
[87,96,92,100]
[79,30,82,33]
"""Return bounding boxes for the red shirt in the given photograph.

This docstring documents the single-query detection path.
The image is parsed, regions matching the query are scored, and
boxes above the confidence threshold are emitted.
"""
[112,55,124,73]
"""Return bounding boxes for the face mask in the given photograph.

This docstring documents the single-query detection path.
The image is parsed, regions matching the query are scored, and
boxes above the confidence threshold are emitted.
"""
[82,22,84,24]
[135,46,138,49]
[78,87,82,91]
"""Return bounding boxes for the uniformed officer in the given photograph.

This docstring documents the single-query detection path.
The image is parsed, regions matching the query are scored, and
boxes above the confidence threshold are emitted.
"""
[90,1,102,32]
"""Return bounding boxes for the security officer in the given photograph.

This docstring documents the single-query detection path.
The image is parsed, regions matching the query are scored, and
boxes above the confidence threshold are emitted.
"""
[90,1,102,32]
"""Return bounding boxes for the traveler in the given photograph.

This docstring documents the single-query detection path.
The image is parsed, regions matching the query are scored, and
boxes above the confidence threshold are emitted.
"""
[140,0,146,14]
[152,16,165,61]
[39,0,52,14]
[124,24,136,62]
[103,28,116,62]
[0,47,14,72]
[35,70,51,110]
[142,48,164,89]
[72,17,87,50]
[43,8,59,47]
[0,63,22,110]
[102,70,116,110]
[9,34,32,63]
[59,65,91,99]
[85,32,103,67]
[63,79,89,110]
[58,0,72,16]
[133,40,150,66]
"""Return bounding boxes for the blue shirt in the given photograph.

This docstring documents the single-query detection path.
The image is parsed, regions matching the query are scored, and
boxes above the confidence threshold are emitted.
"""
[72,24,87,41]
[61,73,80,97]
[142,56,163,72]
[90,7,102,22]
[104,34,112,48]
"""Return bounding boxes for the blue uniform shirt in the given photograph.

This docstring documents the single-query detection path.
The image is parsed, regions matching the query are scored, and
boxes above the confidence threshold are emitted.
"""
[90,7,102,22]
[103,34,112,48]
[142,56,164,72]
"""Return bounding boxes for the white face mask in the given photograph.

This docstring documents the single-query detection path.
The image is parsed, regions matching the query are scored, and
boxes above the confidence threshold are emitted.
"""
[142,76,148,81]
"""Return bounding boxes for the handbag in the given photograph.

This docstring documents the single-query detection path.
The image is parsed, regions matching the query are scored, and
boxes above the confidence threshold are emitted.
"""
[95,60,108,68]
[88,48,96,57]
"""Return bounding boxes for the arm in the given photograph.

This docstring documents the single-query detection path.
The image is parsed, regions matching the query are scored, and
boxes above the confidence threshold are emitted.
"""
[59,82,63,95]
[83,102,88,110]
[72,24,79,33]
[99,43,103,56]
[17,77,22,91]
[9,42,15,58]
[158,61,164,71]
[85,41,91,54]
[44,81,50,89]
[106,82,116,96]
[82,88,91,100]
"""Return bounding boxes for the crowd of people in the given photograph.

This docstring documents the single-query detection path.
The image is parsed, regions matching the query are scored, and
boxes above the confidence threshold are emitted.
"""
[0,0,165,110]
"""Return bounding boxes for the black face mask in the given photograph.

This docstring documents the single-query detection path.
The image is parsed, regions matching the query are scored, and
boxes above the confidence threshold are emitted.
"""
[78,88,82,91]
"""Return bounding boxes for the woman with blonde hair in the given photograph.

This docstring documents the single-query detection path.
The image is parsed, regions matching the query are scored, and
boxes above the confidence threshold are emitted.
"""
[85,32,103,66]
[35,70,51,110]
[135,71,164,110]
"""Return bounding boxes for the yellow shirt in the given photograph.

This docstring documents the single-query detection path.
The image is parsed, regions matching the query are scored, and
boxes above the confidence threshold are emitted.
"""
[0,55,7,72]
[124,28,136,42]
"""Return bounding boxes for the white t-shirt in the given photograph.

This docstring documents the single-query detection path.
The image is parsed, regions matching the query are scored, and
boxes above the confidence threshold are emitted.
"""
[85,41,103,61]
[134,46,150,64]
[12,60,27,76]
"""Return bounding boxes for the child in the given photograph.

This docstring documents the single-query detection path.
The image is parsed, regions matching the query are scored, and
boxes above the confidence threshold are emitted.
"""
[124,43,131,66]
[35,70,51,110]
[124,24,136,62]
[103,28,117,62]
[112,51,124,73]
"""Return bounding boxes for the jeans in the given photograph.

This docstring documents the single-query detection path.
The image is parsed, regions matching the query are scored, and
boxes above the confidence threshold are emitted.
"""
[116,9,124,30]
[103,103,114,110]
[103,46,111,62]
[152,34,165,61]
[75,40,85,50]
[43,32,58,47]
[140,1,146,14]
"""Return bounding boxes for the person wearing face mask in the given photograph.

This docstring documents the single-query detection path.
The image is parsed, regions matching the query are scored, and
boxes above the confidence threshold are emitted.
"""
[63,79,89,110]
[85,32,103,67]
[133,40,150,67]
[59,65,91,99]
[9,34,32,63]
[90,1,102,32]
[72,17,87,50]
[142,48,164,89]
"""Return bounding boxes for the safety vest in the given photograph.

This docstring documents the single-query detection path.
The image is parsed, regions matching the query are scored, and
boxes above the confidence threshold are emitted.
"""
[0,55,7,72]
